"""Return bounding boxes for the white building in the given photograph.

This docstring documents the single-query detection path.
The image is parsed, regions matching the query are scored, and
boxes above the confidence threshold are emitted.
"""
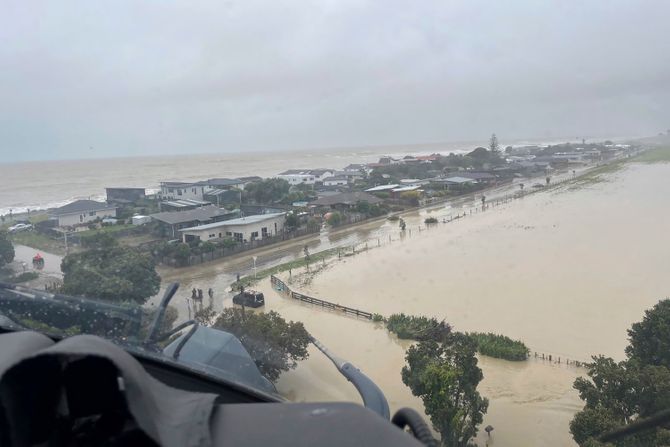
[50,200,117,227]
[159,181,207,201]
[276,169,334,185]
[323,175,349,187]
[179,212,286,244]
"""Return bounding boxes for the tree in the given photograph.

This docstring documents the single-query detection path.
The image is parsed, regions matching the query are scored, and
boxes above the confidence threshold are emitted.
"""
[285,213,299,230]
[326,212,342,226]
[402,334,489,446]
[626,300,670,368]
[0,231,15,267]
[172,243,192,266]
[244,178,290,204]
[61,237,160,304]
[211,308,310,381]
[571,300,670,446]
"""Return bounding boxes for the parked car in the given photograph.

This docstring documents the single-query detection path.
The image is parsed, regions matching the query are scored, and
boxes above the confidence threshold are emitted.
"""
[8,223,33,233]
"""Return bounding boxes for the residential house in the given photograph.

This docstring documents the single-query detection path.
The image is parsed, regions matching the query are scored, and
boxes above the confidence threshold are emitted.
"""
[365,184,399,193]
[456,172,498,185]
[159,198,211,212]
[50,200,117,228]
[149,205,239,238]
[310,191,383,211]
[179,212,286,244]
[105,187,146,205]
[276,169,335,185]
[159,181,207,201]
[236,176,263,189]
[322,175,349,187]
[197,178,244,189]
[332,170,365,182]
[343,163,368,173]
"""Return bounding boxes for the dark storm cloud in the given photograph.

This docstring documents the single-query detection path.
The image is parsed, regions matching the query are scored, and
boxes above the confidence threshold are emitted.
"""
[1,0,669,161]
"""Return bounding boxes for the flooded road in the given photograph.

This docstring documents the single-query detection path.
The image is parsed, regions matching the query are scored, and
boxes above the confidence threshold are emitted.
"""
[248,162,670,446]
[12,244,63,277]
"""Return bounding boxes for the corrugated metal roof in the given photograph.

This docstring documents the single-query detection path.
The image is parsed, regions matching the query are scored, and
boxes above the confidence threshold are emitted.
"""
[51,200,116,216]
[365,184,399,192]
[179,212,286,232]
[150,205,236,225]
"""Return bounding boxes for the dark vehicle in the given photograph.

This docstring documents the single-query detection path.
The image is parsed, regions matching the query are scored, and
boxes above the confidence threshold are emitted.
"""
[233,290,265,308]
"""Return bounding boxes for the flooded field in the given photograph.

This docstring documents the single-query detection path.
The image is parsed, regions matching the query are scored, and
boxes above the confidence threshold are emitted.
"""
[253,162,670,446]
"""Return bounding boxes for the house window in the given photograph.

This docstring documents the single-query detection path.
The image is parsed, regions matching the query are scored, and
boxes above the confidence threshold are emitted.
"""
[80,215,83,222]
[251,231,259,240]
[226,232,232,236]
[89,211,96,216]
[261,227,268,237]
[177,189,182,196]
[168,188,174,193]
[219,232,222,238]
[192,188,196,194]
[209,233,215,238]
[233,232,243,243]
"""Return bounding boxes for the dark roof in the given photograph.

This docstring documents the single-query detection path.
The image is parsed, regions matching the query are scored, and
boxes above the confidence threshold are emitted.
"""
[195,178,243,187]
[458,172,497,180]
[323,175,349,182]
[237,176,263,183]
[160,181,197,187]
[51,200,116,216]
[310,191,383,207]
[149,205,235,225]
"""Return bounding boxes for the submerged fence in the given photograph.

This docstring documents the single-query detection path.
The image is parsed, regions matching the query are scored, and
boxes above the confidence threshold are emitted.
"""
[270,275,373,320]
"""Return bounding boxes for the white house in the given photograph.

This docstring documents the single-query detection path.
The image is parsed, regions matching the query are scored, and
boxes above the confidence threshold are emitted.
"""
[276,169,334,185]
[159,181,207,201]
[50,200,117,227]
[179,212,286,244]
[323,175,349,187]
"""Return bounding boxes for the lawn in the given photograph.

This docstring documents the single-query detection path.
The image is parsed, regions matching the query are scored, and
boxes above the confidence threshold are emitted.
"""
[9,231,67,255]
[632,146,670,163]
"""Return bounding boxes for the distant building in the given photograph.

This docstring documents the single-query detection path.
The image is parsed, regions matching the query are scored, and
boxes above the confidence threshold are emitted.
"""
[160,198,211,212]
[159,181,207,201]
[236,176,263,189]
[50,200,117,228]
[343,163,367,172]
[323,175,349,187]
[105,187,146,205]
[150,205,239,238]
[179,212,286,244]
[276,169,334,185]
[310,191,383,210]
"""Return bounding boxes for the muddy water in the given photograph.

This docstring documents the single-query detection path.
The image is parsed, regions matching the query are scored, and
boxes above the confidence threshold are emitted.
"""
[254,162,670,446]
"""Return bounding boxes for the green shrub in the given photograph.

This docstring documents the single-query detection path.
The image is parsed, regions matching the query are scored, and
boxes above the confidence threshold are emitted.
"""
[466,332,529,361]
[372,313,385,322]
[386,313,451,341]
[326,212,342,226]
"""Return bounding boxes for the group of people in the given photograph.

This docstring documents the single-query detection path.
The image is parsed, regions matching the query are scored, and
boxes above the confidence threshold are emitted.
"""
[191,287,214,301]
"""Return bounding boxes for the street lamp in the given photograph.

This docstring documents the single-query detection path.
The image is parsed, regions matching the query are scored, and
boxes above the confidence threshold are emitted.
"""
[252,256,257,279]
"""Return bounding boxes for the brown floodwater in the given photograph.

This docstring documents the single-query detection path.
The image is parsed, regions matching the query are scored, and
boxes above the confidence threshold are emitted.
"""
[252,162,670,446]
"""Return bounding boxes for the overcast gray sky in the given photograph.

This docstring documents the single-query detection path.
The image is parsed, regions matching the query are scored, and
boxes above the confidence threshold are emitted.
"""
[1,0,669,161]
